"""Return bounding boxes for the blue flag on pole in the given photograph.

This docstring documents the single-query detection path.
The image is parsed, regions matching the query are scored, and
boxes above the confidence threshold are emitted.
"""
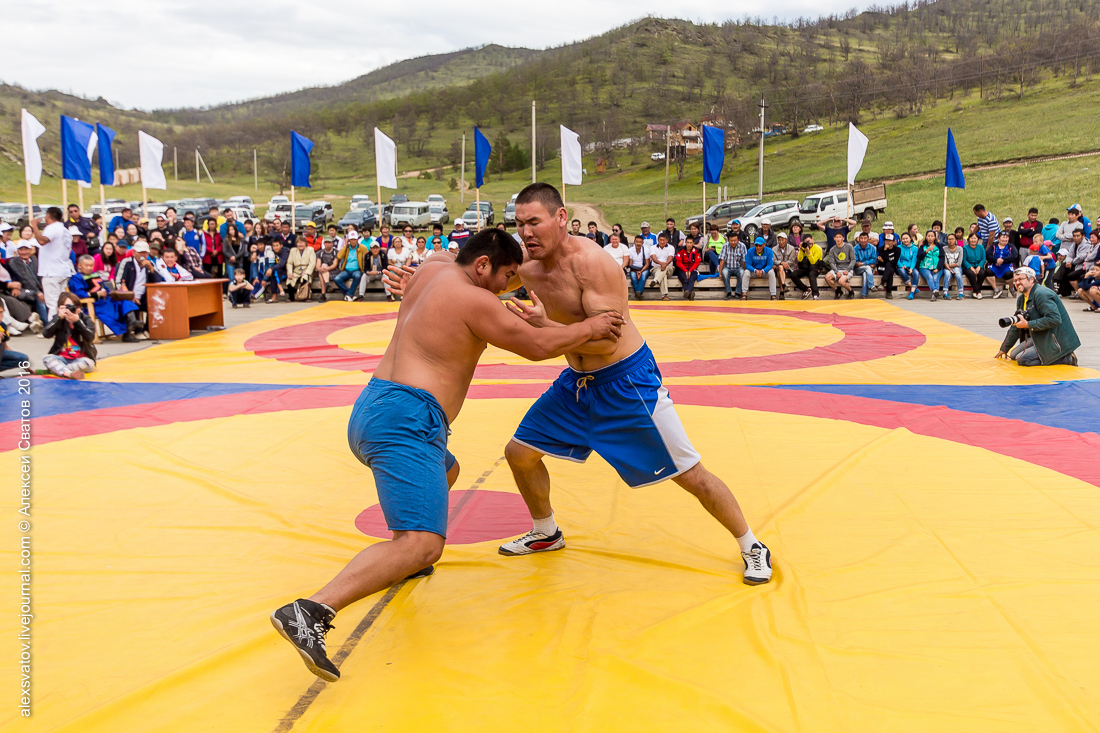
[701,125,725,184]
[97,124,116,186]
[474,127,491,189]
[945,128,965,189]
[290,131,314,188]
[60,115,95,182]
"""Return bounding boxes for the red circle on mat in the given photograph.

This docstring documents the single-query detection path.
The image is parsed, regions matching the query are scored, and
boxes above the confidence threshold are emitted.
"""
[354,489,533,544]
[243,306,925,377]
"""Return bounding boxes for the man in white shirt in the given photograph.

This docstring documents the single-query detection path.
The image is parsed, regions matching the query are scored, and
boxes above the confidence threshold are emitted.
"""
[30,207,74,319]
[0,223,14,258]
[649,231,677,301]
[627,235,652,299]
[603,233,630,273]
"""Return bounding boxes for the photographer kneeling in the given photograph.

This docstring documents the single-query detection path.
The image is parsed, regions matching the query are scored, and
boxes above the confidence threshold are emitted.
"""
[995,266,1080,367]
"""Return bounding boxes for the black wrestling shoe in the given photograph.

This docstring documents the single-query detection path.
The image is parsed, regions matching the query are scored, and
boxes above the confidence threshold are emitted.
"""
[405,565,435,580]
[271,599,340,682]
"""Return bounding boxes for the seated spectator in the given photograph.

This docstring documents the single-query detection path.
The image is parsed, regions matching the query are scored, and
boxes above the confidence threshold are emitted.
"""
[1023,242,1053,284]
[93,240,122,281]
[1065,230,1100,297]
[791,234,823,300]
[998,217,1019,252]
[940,235,965,300]
[741,236,776,300]
[663,218,684,247]
[772,231,797,300]
[315,237,340,301]
[627,235,651,300]
[702,224,725,275]
[649,232,677,301]
[727,219,748,245]
[988,232,1018,298]
[157,247,194,283]
[1077,263,1100,312]
[372,224,390,249]
[228,268,252,308]
[358,242,389,300]
[962,232,990,299]
[175,236,207,279]
[335,233,367,301]
[286,238,317,302]
[719,230,748,300]
[878,221,898,248]
[611,224,631,248]
[115,241,160,337]
[683,221,702,249]
[1052,228,1087,296]
[7,238,47,326]
[398,225,416,251]
[603,233,630,274]
[897,232,919,298]
[852,231,878,298]
[0,298,29,374]
[69,254,143,342]
[996,267,1080,366]
[639,221,658,247]
[1056,206,1085,252]
[857,218,877,244]
[425,223,449,252]
[43,292,97,379]
[675,238,701,300]
[914,231,942,301]
[586,221,608,246]
[930,220,947,247]
[757,222,777,249]
[302,221,323,251]
[824,232,855,298]
[263,239,290,303]
[408,237,429,267]
[448,219,470,248]
[877,232,901,299]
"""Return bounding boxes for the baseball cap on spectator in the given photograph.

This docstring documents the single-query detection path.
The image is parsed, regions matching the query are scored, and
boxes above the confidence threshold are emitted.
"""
[883,221,894,229]
[1068,204,1082,212]
[305,221,316,228]
[730,219,741,225]
[323,236,333,244]
[1003,216,1013,223]
[776,232,788,241]
[754,236,766,245]
[15,238,37,248]
[448,242,459,252]
[156,215,166,221]
[1029,243,1041,251]
[640,221,651,229]
[0,223,12,233]
[347,232,360,241]
[369,241,380,248]
[132,241,150,253]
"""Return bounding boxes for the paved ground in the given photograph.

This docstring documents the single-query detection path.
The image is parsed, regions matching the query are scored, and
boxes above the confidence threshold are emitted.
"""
[10,291,1098,373]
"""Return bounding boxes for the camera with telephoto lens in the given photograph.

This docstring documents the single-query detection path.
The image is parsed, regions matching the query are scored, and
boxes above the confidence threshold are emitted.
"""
[998,310,1026,328]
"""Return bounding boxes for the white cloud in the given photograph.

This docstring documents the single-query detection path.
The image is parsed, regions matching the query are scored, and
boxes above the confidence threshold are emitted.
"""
[5,0,875,110]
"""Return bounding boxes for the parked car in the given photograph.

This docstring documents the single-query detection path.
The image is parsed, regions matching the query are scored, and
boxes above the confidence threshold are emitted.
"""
[350,194,373,206]
[227,195,254,209]
[390,202,431,229]
[291,206,326,233]
[339,208,376,231]
[267,195,290,209]
[389,194,409,204]
[802,124,824,134]
[264,203,294,223]
[462,201,494,227]
[309,201,334,223]
[177,197,218,218]
[730,200,801,239]
[349,200,374,211]
[686,198,759,232]
[426,194,446,205]
[90,203,127,220]
[144,203,170,220]
[224,206,260,226]
[0,203,44,228]
[428,201,449,225]
[799,184,888,228]
[503,201,516,226]
[650,152,666,161]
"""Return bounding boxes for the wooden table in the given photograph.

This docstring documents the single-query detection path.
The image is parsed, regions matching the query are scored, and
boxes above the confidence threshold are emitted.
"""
[146,279,228,340]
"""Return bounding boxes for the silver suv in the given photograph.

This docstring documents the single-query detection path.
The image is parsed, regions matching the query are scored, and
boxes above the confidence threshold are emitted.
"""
[729,200,801,239]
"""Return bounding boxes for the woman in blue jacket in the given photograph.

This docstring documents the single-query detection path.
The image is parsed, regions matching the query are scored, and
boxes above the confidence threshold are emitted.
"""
[897,232,918,296]
[912,231,942,301]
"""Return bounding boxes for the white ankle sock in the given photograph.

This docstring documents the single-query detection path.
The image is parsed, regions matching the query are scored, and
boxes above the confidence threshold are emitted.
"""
[735,528,759,554]
[532,513,558,536]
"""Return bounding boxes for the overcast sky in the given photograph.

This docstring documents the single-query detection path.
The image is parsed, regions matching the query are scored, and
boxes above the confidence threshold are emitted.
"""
[8,0,874,111]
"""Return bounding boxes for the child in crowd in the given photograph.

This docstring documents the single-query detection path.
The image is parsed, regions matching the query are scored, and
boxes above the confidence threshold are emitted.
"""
[1078,263,1100,312]
[228,268,252,308]
[43,292,97,379]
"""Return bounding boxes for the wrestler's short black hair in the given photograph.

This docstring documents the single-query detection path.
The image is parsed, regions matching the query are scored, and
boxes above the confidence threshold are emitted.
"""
[516,182,565,216]
[454,229,523,271]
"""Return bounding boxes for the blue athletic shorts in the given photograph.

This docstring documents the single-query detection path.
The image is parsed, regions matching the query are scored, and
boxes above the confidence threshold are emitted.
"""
[512,343,701,488]
[347,378,456,538]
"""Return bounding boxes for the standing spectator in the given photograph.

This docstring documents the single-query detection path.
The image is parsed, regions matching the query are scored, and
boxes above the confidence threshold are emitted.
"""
[898,232,919,298]
[1077,263,1100,311]
[823,216,855,250]
[649,232,677,301]
[66,203,97,243]
[773,231,797,299]
[29,207,73,320]
[988,231,1019,298]
[940,235,965,300]
[448,219,470,248]
[877,232,901,299]
[42,292,97,379]
[223,225,247,285]
[663,218,684,247]
[0,223,15,258]
[181,216,204,254]
[201,218,224,278]
[425,223,448,252]
[639,221,658,247]
[852,231,877,297]
[275,220,297,250]
[915,232,942,301]
[610,224,630,247]
[569,219,582,237]
[1018,208,1042,249]
[586,221,608,246]
[741,236,776,300]
[164,207,183,237]
[263,239,290,303]
[627,235,651,300]
[398,225,416,250]
[1023,242,1054,285]
[973,204,999,247]
[108,207,133,233]
[719,230,748,300]
[286,237,317,302]
[675,237,701,300]
[359,242,388,299]
[315,238,339,301]
[998,217,1020,253]
[7,239,47,325]
[603,233,630,273]
[824,232,855,298]
[996,267,1080,366]
[703,224,725,274]
[962,232,991,299]
[1041,218,1060,247]
[791,234,823,300]
[156,247,195,283]
[228,268,252,308]
[1056,206,1085,253]
[219,209,246,239]
[334,233,366,301]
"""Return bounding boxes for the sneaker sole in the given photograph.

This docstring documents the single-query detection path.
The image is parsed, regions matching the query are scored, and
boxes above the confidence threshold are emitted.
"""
[742,575,772,586]
[269,613,340,682]
[498,538,565,556]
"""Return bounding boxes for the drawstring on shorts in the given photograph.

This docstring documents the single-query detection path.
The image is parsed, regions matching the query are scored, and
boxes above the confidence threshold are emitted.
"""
[575,375,594,402]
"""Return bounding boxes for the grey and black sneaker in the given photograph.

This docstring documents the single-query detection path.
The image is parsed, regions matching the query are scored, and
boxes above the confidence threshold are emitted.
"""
[741,542,773,586]
[271,599,340,682]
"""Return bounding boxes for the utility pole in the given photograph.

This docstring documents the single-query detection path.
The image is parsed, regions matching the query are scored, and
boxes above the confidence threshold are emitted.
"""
[173,147,178,181]
[531,100,537,184]
[757,94,767,202]
[663,125,671,219]
[253,149,258,192]
[461,133,466,204]
[195,149,200,184]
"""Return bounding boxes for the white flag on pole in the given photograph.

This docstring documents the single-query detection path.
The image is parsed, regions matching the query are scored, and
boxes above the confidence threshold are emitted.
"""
[79,133,98,189]
[847,122,869,185]
[374,128,397,189]
[138,131,167,190]
[560,125,582,186]
[21,109,45,185]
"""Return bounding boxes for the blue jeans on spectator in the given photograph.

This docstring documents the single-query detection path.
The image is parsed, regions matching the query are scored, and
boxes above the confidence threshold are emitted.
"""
[918,268,940,292]
[721,266,743,296]
[897,267,915,288]
[1,348,29,372]
[335,269,363,296]
[703,249,721,275]
[939,266,964,295]
[629,268,649,297]
[855,264,875,296]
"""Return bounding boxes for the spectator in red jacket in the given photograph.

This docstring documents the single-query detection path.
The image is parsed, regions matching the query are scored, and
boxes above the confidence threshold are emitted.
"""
[675,238,702,300]
[201,219,224,278]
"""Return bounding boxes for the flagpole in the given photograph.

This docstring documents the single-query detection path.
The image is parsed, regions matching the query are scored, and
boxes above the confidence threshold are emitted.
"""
[702,181,706,229]
[460,133,466,205]
[25,180,33,228]
[100,184,106,232]
[663,127,670,220]
[141,182,148,233]
[476,187,481,230]
[531,101,536,184]
[291,185,296,234]
[942,186,948,235]
[78,183,84,215]
[62,179,68,209]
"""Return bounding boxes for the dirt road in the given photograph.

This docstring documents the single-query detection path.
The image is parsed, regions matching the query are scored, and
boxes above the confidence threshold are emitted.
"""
[568,202,612,232]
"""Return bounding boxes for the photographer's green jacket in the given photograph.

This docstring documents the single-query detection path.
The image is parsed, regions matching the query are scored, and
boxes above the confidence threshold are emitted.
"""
[1000,284,1081,364]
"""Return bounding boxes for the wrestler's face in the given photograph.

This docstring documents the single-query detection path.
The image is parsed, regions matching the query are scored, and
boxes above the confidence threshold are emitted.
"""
[516,202,567,261]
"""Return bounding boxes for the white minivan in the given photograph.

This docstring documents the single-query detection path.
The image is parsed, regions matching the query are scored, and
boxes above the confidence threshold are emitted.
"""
[390,202,431,229]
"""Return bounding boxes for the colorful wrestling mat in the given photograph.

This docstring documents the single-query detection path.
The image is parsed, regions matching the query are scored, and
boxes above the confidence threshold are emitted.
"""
[3,301,1100,732]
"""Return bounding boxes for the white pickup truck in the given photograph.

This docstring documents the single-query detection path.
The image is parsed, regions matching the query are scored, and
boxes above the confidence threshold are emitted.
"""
[799,183,888,228]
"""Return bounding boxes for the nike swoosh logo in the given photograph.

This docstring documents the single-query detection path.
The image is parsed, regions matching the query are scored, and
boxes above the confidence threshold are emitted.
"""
[654,468,666,475]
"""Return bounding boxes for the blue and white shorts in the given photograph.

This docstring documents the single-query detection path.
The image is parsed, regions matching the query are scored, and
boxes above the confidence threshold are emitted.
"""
[512,343,701,487]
